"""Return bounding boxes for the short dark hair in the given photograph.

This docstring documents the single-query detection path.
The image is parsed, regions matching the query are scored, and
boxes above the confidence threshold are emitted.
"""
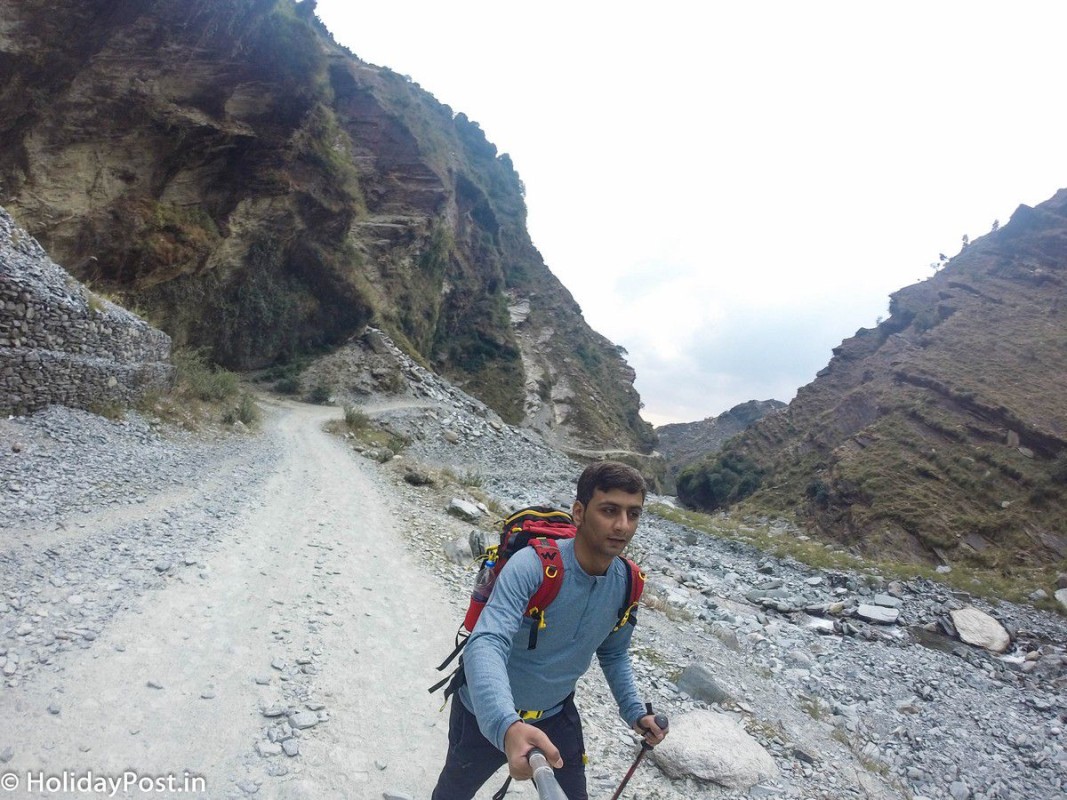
[576,461,647,506]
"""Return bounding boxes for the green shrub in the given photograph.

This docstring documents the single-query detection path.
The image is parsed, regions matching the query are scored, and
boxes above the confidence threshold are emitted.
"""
[1050,453,1067,485]
[238,393,260,424]
[461,470,484,488]
[274,376,301,395]
[677,452,766,511]
[222,393,259,426]
[307,383,331,404]
[87,292,107,315]
[88,400,125,420]
[806,479,831,508]
[173,348,238,402]
[343,404,369,430]
[1029,482,1060,507]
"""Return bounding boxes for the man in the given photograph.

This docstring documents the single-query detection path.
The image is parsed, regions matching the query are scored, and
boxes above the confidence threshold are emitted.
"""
[431,461,667,800]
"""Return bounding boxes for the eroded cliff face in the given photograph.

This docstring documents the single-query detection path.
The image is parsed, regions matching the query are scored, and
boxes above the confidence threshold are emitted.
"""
[0,0,653,452]
[685,189,1067,568]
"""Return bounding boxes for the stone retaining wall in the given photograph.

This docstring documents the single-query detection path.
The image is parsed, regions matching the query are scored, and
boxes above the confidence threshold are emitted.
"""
[0,207,173,415]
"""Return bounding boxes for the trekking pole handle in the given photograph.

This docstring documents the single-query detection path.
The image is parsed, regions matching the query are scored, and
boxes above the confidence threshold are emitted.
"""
[528,748,568,800]
[638,703,669,737]
[637,707,669,751]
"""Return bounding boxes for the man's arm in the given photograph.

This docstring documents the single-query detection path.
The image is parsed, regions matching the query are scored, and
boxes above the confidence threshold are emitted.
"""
[595,622,647,728]
[598,624,668,744]
[462,548,541,751]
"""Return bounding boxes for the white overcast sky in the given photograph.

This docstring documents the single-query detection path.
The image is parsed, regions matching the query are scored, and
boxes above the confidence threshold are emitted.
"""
[313,0,1067,427]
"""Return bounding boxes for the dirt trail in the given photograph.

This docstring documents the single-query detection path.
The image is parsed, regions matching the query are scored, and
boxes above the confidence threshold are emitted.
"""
[4,401,467,799]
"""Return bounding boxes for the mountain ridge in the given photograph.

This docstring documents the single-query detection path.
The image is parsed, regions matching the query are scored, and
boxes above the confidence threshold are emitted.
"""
[656,399,786,489]
[0,0,653,453]
[677,189,1067,575]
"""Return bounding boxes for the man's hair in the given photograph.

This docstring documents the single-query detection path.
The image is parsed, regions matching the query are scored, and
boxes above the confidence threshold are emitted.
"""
[576,461,647,506]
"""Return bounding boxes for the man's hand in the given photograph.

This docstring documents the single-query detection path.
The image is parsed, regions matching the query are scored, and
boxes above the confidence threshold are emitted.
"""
[634,713,668,747]
[503,720,562,780]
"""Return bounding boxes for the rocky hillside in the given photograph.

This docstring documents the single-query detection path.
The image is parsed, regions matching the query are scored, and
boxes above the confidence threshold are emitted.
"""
[678,189,1067,575]
[0,0,653,453]
[656,399,785,488]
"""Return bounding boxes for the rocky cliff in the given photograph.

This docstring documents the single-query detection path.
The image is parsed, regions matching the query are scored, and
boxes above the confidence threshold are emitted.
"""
[0,0,653,452]
[678,189,1067,571]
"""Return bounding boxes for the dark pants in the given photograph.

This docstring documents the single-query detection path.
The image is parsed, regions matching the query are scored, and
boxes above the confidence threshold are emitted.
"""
[431,695,587,800]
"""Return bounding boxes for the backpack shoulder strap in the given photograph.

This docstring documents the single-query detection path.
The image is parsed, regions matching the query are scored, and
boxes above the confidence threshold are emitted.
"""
[613,557,645,631]
[524,537,565,649]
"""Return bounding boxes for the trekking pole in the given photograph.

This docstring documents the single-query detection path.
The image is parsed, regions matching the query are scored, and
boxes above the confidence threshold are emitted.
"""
[527,748,568,800]
[609,705,669,800]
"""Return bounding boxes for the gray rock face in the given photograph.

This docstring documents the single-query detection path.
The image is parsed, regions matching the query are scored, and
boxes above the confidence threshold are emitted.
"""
[1055,588,1067,612]
[652,709,780,789]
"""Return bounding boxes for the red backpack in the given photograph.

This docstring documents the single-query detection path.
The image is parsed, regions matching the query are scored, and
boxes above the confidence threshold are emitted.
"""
[429,505,645,699]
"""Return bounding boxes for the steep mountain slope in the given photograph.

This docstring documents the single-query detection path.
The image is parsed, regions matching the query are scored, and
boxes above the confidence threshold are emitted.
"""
[656,399,785,488]
[679,189,1067,570]
[0,0,653,452]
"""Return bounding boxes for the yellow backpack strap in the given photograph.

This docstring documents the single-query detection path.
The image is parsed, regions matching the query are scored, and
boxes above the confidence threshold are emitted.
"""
[613,557,646,631]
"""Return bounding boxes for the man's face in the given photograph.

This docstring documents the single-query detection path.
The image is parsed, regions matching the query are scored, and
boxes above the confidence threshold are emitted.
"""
[572,487,644,560]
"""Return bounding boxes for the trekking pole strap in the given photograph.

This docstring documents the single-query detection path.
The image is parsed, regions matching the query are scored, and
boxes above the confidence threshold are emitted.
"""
[490,776,512,800]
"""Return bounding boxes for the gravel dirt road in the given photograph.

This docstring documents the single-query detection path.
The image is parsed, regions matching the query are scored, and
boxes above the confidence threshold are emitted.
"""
[2,400,467,799]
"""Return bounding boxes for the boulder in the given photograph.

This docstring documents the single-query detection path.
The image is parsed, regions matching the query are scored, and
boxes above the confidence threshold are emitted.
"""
[856,604,900,625]
[675,664,731,705]
[442,537,473,565]
[950,606,1011,653]
[363,328,390,354]
[403,470,434,486]
[886,580,907,598]
[651,709,779,789]
[708,622,742,652]
[468,529,490,559]
[447,498,481,522]
[1055,588,1067,614]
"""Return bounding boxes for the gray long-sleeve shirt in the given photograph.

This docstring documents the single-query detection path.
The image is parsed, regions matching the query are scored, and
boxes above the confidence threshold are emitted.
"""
[458,537,646,751]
